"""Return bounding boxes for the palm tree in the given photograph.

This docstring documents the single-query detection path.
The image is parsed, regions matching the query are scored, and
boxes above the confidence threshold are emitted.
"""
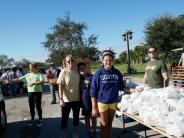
[134,45,148,64]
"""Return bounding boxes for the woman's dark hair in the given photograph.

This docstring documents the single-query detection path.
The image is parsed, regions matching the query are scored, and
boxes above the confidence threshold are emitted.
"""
[78,62,86,68]
[102,50,115,59]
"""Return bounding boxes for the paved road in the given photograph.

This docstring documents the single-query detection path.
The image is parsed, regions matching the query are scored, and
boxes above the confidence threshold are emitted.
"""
[0,91,166,138]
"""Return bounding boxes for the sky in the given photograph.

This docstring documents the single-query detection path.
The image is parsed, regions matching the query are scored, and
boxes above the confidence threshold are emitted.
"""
[0,0,184,62]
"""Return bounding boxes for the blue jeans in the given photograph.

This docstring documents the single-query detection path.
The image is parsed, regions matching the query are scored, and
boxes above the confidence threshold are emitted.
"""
[9,82,17,96]
[50,85,57,102]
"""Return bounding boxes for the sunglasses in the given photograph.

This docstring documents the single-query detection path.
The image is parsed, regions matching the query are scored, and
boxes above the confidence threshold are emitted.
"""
[66,59,74,63]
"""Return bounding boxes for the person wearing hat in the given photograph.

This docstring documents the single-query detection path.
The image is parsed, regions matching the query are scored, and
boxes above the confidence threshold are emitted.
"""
[90,50,142,138]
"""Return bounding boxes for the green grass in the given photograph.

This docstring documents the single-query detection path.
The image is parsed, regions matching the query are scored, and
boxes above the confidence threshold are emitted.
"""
[91,64,146,78]
[91,63,173,79]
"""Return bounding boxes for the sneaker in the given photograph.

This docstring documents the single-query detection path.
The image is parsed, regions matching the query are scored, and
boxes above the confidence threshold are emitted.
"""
[36,120,42,127]
[27,120,34,127]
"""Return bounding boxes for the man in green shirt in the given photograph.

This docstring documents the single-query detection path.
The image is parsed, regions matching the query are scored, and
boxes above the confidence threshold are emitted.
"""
[143,46,169,88]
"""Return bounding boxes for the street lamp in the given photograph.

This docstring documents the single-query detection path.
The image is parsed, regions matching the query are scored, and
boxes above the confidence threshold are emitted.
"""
[122,30,133,74]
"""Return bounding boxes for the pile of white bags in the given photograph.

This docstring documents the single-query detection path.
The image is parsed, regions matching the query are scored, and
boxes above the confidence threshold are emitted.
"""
[166,111,184,137]
[118,86,184,137]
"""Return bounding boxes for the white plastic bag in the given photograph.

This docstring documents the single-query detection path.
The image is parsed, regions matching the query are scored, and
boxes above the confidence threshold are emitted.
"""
[166,123,184,137]
[176,98,184,113]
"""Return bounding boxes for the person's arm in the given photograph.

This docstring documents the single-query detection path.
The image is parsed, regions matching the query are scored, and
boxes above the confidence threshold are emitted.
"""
[123,87,143,93]
[29,74,44,87]
[58,84,65,107]
[161,61,169,88]
[57,69,65,107]
[162,72,169,87]
[91,97,99,117]
[30,80,44,86]
[9,78,20,83]
[90,73,99,117]
[143,72,148,85]
[6,76,21,84]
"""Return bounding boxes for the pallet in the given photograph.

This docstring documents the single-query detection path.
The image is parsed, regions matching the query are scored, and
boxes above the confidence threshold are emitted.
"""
[172,67,184,80]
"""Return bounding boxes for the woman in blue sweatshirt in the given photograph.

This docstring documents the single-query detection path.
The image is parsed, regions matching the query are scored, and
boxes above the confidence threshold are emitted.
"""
[90,50,123,138]
[90,50,142,138]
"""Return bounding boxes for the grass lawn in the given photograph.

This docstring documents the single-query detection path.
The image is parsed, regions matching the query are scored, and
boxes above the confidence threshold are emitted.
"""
[91,64,146,78]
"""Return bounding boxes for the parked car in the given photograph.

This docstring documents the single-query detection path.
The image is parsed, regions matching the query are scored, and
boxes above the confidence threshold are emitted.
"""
[0,85,7,133]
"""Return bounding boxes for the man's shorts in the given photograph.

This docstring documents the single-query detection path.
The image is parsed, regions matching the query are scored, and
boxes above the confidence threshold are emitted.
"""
[98,102,117,113]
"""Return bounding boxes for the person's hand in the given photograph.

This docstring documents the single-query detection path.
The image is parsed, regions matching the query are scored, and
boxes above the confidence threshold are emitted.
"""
[29,83,34,87]
[136,88,144,92]
[92,107,99,117]
[4,80,9,84]
[59,99,65,107]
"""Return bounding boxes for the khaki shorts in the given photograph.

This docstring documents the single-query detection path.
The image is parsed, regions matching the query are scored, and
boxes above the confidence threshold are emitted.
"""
[98,102,117,113]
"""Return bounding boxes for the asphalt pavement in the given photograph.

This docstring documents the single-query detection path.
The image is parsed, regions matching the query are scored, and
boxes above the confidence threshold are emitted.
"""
[0,82,167,138]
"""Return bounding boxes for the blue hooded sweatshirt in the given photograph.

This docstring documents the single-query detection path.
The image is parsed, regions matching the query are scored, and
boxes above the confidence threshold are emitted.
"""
[90,66,125,103]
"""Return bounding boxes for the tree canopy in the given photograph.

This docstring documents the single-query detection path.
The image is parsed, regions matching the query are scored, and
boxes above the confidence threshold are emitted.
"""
[43,12,100,66]
[144,14,184,62]
[0,55,15,69]
[119,44,148,65]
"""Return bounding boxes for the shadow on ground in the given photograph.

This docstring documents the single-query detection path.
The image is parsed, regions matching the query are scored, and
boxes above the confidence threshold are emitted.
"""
[0,117,147,138]
[117,122,167,138]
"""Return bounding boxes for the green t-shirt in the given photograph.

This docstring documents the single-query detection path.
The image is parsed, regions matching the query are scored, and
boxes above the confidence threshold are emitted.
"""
[20,73,43,92]
[145,60,167,88]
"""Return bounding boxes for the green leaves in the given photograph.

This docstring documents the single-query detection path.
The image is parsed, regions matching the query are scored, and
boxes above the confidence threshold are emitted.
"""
[144,14,184,63]
[43,12,99,65]
[119,45,148,65]
[0,55,15,69]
